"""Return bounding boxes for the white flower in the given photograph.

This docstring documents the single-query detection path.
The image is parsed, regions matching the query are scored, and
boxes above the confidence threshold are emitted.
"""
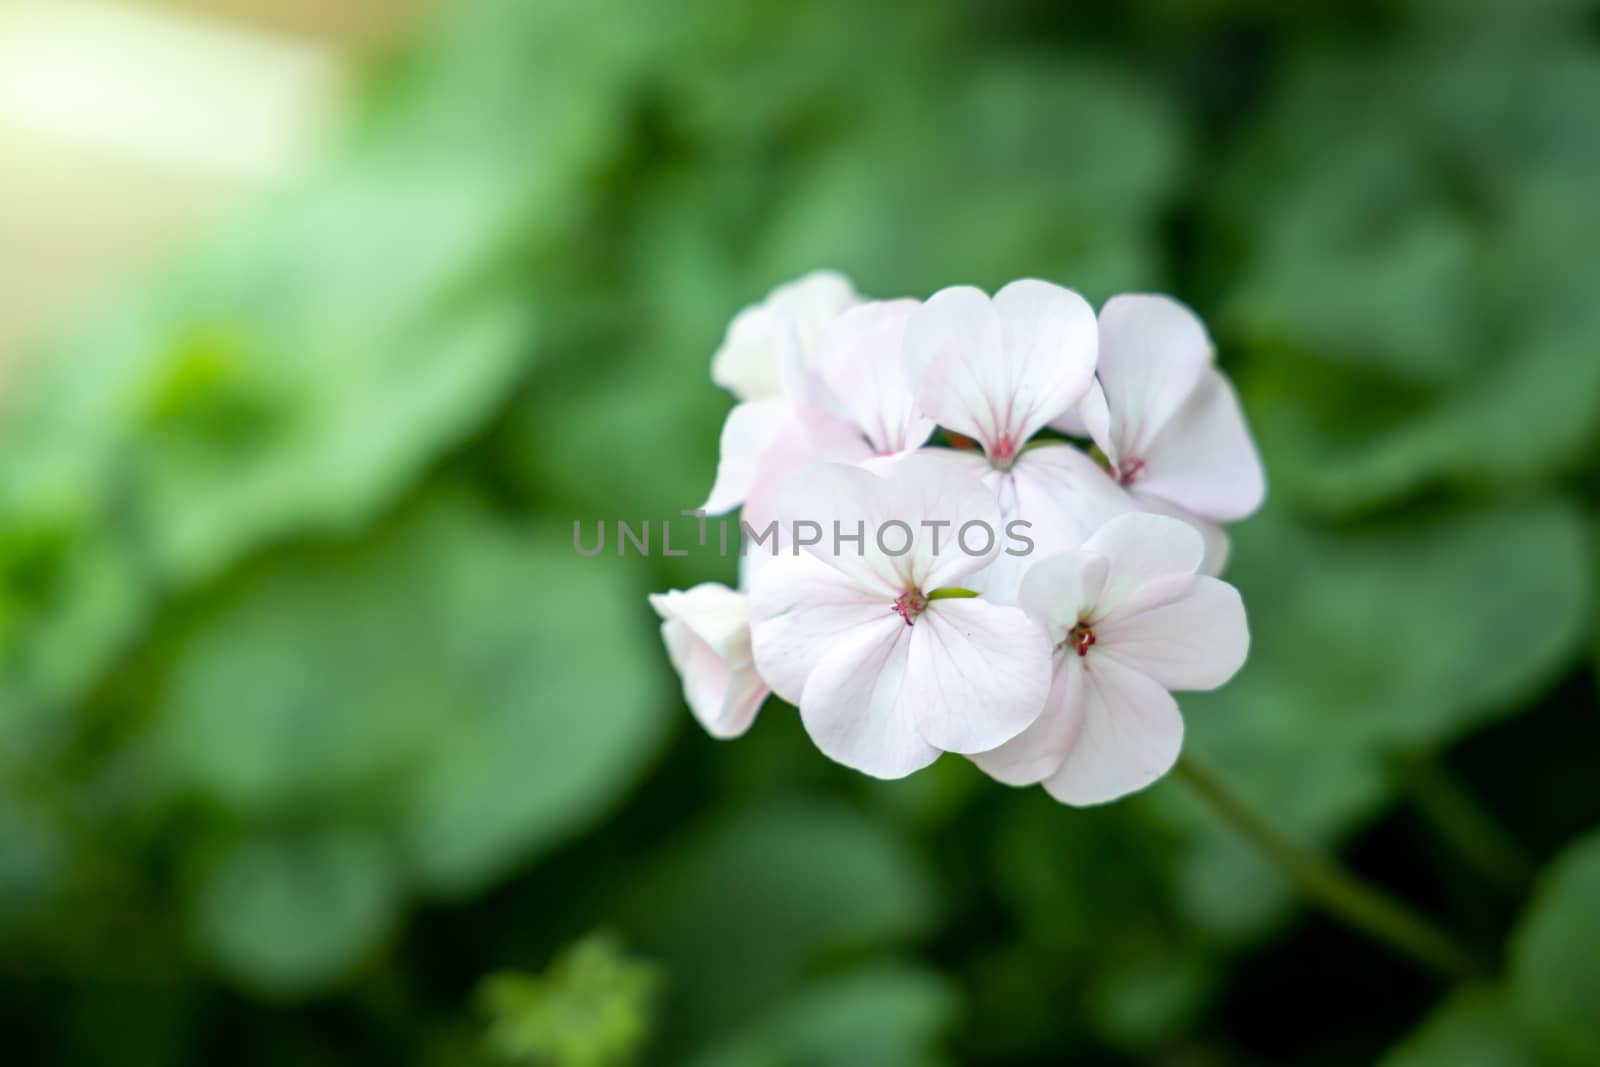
[905,279,1136,601]
[748,454,1053,779]
[810,300,936,455]
[701,270,866,523]
[1055,294,1266,569]
[710,270,861,403]
[649,583,770,739]
[971,512,1249,806]
[702,296,934,530]
[672,274,1264,801]
[701,402,872,523]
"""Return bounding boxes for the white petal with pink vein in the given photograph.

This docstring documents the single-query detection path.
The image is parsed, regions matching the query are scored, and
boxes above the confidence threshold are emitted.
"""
[970,512,1249,805]
[749,456,1053,778]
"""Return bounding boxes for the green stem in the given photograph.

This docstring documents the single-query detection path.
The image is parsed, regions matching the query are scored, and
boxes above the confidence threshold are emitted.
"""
[926,587,979,600]
[1172,755,1485,980]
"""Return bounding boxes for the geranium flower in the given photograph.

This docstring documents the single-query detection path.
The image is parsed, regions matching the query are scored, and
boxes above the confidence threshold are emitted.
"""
[710,270,861,403]
[905,279,1136,601]
[1054,294,1266,567]
[810,300,936,455]
[970,512,1249,805]
[649,583,770,739]
[703,296,935,531]
[749,454,1052,779]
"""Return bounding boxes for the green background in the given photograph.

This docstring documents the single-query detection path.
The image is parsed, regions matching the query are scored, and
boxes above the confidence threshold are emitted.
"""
[1,0,1598,1063]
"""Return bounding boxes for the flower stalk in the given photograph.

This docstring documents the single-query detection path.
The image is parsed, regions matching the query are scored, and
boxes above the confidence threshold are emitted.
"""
[1172,754,1485,980]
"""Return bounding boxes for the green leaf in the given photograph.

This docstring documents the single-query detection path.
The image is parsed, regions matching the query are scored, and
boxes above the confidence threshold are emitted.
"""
[1387,831,1600,1067]
[122,290,536,588]
[188,829,399,997]
[686,963,958,1067]
[5,164,541,595]
[621,800,939,1046]
[0,0,672,711]
[1252,336,1600,519]
[980,794,1209,1056]
[1218,47,1600,516]
[764,56,1187,301]
[159,497,670,896]
[1167,501,1592,936]
[1508,829,1600,1064]
[1216,52,1483,385]
[0,463,147,711]
[511,353,729,530]
[653,1,956,147]
[1239,165,1600,519]
[1380,988,1544,1067]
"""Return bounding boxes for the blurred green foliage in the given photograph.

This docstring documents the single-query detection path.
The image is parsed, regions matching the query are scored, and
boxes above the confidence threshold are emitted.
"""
[1383,829,1600,1067]
[479,934,659,1067]
[0,0,1597,1064]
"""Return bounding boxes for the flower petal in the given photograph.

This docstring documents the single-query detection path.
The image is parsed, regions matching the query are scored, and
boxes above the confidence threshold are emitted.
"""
[1042,655,1184,806]
[659,622,769,739]
[650,584,770,738]
[990,279,1100,443]
[902,283,998,441]
[739,407,875,533]
[814,300,936,455]
[702,399,788,515]
[771,269,863,393]
[1135,494,1232,577]
[1016,549,1109,640]
[905,285,1005,447]
[777,452,1001,596]
[976,445,1137,603]
[892,450,1008,592]
[658,619,733,727]
[711,270,860,402]
[1048,400,1091,439]
[905,598,1052,754]
[893,448,1033,600]
[1097,575,1249,692]
[798,616,939,779]
[748,551,889,704]
[710,305,786,403]
[1081,512,1206,616]
[774,462,913,597]
[907,281,1097,459]
[969,652,1087,785]
[1074,380,1113,458]
[1136,367,1267,523]
[1013,447,1138,541]
[1090,293,1213,464]
[649,583,749,659]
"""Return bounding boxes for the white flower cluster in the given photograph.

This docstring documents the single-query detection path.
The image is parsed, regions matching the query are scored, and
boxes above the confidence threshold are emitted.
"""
[651,272,1265,805]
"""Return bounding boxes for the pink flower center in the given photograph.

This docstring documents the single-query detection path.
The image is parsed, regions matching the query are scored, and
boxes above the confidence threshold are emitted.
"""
[1116,457,1147,487]
[990,434,1019,469]
[1068,622,1097,657]
[891,589,928,627]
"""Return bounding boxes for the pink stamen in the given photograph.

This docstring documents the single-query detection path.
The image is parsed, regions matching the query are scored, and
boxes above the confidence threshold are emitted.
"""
[1117,457,1147,487]
[991,435,1019,467]
[891,589,928,627]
